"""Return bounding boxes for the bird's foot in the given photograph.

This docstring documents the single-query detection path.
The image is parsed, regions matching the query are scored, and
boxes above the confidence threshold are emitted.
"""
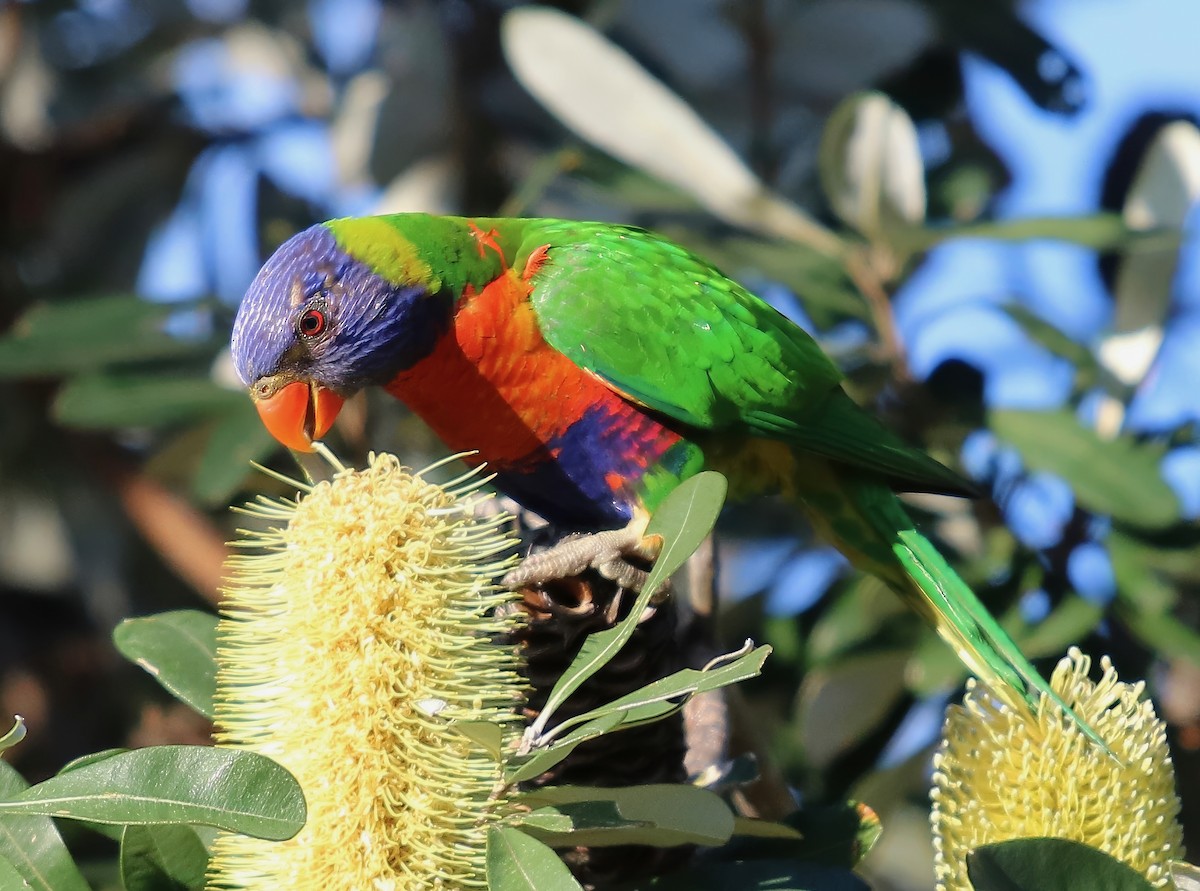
[502,518,663,596]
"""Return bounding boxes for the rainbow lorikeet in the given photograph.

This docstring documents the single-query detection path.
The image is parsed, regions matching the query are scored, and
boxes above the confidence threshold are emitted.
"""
[231,213,1105,748]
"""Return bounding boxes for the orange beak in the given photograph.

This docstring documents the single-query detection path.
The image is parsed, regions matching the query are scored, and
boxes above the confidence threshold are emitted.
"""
[253,380,345,452]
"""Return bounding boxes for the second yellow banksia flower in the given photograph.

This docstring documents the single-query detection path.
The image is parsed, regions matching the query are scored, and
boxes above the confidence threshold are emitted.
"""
[931,646,1184,890]
[207,453,524,890]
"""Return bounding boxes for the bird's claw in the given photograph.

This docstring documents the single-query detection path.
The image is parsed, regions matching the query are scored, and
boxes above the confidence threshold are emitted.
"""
[502,523,664,598]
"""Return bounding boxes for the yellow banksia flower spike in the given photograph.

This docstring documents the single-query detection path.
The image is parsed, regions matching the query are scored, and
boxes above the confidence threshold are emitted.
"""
[207,452,524,890]
[931,646,1184,890]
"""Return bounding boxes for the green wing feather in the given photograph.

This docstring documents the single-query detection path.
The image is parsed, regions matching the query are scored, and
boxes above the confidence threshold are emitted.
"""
[518,220,968,495]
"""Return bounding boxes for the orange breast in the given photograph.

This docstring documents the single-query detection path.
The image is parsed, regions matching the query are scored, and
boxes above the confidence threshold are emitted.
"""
[384,268,634,468]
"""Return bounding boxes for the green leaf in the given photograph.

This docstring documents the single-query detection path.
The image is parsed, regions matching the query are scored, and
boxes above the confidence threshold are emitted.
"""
[53,373,246,430]
[990,409,1180,528]
[526,472,727,741]
[818,91,925,238]
[518,784,734,848]
[0,717,25,754]
[905,213,1160,252]
[0,852,32,890]
[191,405,280,506]
[798,651,909,769]
[731,818,803,840]
[114,611,218,719]
[968,838,1154,891]
[779,802,882,868]
[1016,595,1105,660]
[1115,602,1200,667]
[642,471,728,600]
[507,712,625,785]
[0,295,217,378]
[544,644,770,741]
[512,808,577,834]
[0,746,305,840]
[120,824,209,891]
[453,721,505,760]
[486,826,582,891]
[500,7,842,256]
[0,761,90,891]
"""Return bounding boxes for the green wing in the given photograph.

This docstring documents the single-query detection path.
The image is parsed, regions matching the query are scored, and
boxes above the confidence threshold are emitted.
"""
[519,221,966,494]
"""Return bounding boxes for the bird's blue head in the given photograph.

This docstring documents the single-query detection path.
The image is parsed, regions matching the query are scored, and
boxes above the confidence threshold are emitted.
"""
[231,222,451,451]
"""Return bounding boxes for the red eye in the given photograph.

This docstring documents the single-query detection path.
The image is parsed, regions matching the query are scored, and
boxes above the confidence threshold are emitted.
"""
[299,308,327,338]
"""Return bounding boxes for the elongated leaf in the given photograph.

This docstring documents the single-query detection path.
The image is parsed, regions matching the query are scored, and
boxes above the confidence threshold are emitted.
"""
[547,644,770,740]
[0,746,305,841]
[903,213,1160,252]
[513,808,577,834]
[0,852,31,890]
[120,824,209,891]
[507,712,625,786]
[0,761,89,891]
[1172,861,1200,891]
[527,472,727,741]
[114,611,218,718]
[642,472,728,599]
[53,373,246,430]
[731,818,804,841]
[453,721,505,760]
[0,717,25,754]
[968,838,1154,891]
[990,410,1179,528]
[799,651,909,768]
[0,295,217,378]
[500,8,841,256]
[192,404,280,505]
[819,91,925,238]
[1113,121,1200,334]
[486,826,582,891]
[519,784,734,848]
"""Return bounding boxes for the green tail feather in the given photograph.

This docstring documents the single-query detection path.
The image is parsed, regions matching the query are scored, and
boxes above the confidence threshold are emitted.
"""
[792,461,1115,759]
[891,528,1115,758]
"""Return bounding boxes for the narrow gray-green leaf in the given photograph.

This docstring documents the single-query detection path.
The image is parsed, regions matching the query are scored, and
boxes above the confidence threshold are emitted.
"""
[500,7,841,256]
[0,717,25,754]
[511,807,576,834]
[120,824,209,891]
[642,471,728,600]
[192,404,280,506]
[548,644,770,739]
[0,746,305,840]
[53,373,246,430]
[0,295,217,378]
[486,826,582,891]
[0,852,31,890]
[114,611,218,719]
[453,721,505,760]
[990,409,1179,528]
[508,712,625,785]
[527,472,726,739]
[818,91,925,238]
[0,761,89,891]
[968,838,1154,891]
[519,784,734,848]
